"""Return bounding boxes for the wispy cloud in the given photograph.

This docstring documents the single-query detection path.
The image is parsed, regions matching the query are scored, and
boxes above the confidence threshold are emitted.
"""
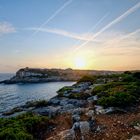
[101,28,140,48]
[75,1,140,50]
[0,22,16,35]
[26,13,109,42]
[73,13,109,51]
[32,0,73,36]
[26,27,100,41]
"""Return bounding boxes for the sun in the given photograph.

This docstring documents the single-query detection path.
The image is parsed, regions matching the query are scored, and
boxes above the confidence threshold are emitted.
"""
[74,57,86,69]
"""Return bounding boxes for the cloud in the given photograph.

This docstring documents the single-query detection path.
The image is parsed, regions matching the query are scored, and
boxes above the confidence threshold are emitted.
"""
[76,1,140,50]
[26,27,101,41]
[32,0,73,36]
[0,22,16,35]
[26,12,109,42]
[90,30,140,57]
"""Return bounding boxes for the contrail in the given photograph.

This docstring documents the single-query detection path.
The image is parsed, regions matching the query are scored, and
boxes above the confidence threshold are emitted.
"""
[76,1,140,51]
[120,28,140,40]
[103,28,140,48]
[32,0,73,36]
[73,12,109,52]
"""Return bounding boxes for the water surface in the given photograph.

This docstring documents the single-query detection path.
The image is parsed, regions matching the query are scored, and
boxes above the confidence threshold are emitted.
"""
[0,74,75,113]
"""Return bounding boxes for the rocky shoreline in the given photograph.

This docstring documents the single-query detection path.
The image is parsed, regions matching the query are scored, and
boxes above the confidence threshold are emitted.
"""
[2,90,140,140]
[1,71,140,140]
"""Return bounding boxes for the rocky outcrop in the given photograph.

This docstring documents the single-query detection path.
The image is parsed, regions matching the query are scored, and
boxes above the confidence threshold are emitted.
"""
[0,67,120,84]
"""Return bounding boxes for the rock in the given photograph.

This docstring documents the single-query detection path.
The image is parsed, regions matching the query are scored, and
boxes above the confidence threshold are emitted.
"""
[72,122,80,131]
[87,95,98,101]
[86,110,95,119]
[95,106,105,114]
[2,107,24,116]
[59,98,69,106]
[72,114,80,124]
[59,104,75,114]
[134,123,140,131]
[59,129,75,140]
[33,106,61,117]
[48,97,60,105]
[49,97,86,108]
[79,121,90,136]
[130,135,140,140]
[95,106,127,115]
[96,126,101,132]
[105,107,127,114]
[72,108,88,115]
[67,99,87,107]
[63,104,75,110]
[72,121,90,139]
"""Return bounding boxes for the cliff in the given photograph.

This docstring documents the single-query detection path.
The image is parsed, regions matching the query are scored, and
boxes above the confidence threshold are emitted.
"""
[1,67,121,84]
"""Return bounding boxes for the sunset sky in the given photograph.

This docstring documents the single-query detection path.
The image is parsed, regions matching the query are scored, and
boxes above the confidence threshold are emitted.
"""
[0,0,140,72]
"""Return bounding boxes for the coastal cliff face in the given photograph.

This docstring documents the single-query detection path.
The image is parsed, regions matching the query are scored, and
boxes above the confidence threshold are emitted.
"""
[2,67,121,84]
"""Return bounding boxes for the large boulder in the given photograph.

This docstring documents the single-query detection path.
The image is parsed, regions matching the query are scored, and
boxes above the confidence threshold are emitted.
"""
[33,106,61,117]
[79,121,90,139]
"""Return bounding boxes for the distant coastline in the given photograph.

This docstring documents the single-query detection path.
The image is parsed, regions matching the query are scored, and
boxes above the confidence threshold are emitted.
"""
[0,67,123,84]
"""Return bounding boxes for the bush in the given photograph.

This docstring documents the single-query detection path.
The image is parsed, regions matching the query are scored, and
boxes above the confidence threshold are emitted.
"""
[57,86,73,93]
[133,72,140,79]
[0,128,33,140]
[25,100,48,108]
[78,75,96,83]
[97,92,136,107]
[0,112,51,140]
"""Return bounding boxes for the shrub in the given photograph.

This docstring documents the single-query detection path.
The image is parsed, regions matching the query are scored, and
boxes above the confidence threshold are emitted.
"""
[57,86,73,93]
[78,75,96,83]
[97,92,136,107]
[0,128,33,140]
[133,72,140,79]
[25,100,48,108]
[0,112,51,140]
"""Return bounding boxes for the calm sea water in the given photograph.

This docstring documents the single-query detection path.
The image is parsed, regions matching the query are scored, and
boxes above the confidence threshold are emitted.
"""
[0,73,75,113]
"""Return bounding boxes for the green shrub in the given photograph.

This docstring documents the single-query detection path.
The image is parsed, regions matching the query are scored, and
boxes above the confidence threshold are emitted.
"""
[0,112,51,140]
[0,128,33,140]
[25,100,48,108]
[133,72,140,79]
[78,75,95,83]
[97,92,136,107]
[57,86,73,94]
[68,92,90,99]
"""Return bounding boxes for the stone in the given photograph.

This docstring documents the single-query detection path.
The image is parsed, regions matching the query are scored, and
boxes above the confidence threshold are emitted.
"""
[96,126,101,132]
[33,106,61,117]
[79,121,90,136]
[95,105,105,114]
[86,110,95,119]
[87,95,98,101]
[134,123,140,131]
[59,129,75,140]
[72,114,80,124]
[72,122,80,131]
[130,135,140,140]
[48,97,60,105]
[72,108,88,115]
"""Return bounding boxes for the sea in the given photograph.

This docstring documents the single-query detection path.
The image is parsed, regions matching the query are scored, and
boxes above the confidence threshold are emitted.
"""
[0,73,75,114]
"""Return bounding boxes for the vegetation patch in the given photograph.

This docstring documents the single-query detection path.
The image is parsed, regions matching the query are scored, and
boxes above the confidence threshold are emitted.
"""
[25,100,48,108]
[93,72,140,108]
[0,112,53,140]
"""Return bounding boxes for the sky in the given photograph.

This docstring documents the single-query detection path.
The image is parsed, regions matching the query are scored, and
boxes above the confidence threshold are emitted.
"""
[0,0,140,72]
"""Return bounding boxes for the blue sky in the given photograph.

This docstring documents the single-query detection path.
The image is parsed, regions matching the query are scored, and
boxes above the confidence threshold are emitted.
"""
[0,0,140,72]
